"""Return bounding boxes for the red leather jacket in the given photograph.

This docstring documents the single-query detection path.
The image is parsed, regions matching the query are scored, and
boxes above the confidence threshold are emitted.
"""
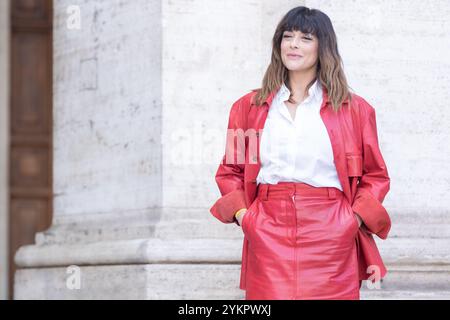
[210,85,391,287]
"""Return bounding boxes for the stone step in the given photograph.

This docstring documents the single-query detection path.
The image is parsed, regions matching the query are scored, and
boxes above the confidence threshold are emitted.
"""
[360,290,450,300]
[360,267,450,291]
[14,264,244,300]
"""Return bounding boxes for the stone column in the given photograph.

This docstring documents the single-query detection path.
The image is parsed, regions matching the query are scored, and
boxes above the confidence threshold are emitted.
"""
[0,0,10,301]
[14,0,302,299]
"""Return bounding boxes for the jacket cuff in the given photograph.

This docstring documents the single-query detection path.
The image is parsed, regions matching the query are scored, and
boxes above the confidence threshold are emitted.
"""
[210,189,247,224]
[351,189,391,239]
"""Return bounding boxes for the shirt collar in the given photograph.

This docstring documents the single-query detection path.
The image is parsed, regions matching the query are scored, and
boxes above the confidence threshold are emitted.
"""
[252,79,338,109]
[278,79,322,105]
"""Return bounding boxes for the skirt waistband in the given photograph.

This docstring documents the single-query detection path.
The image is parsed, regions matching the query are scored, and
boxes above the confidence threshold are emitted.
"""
[257,181,343,200]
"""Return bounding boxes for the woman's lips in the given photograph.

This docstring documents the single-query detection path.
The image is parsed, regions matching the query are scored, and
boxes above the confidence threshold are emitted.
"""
[287,54,302,59]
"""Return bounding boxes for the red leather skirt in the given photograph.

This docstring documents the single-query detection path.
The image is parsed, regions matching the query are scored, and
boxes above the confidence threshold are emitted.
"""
[241,181,360,300]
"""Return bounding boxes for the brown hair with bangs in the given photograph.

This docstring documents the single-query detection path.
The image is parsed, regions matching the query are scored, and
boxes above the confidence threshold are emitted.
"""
[253,6,353,112]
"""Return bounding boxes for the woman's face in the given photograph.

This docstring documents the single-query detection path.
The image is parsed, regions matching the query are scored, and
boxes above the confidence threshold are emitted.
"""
[280,30,319,72]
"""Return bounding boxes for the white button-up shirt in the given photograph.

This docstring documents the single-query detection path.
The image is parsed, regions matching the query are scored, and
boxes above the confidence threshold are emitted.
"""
[256,79,343,191]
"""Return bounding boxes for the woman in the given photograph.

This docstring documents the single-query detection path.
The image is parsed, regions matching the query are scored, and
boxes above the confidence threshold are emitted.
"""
[210,6,391,300]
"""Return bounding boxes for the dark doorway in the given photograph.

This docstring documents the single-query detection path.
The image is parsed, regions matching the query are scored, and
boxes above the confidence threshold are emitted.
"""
[9,0,53,299]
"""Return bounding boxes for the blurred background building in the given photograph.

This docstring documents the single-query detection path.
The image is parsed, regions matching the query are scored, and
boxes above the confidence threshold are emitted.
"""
[0,0,449,299]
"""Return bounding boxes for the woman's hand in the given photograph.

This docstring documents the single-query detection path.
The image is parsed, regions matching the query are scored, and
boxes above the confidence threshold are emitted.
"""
[236,209,247,227]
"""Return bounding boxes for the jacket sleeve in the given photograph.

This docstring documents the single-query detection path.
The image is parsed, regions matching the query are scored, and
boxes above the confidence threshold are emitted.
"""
[209,97,248,225]
[351,101,391,239]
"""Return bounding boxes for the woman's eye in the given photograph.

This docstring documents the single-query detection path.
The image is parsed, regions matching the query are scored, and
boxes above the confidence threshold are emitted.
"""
[283,35,312,40]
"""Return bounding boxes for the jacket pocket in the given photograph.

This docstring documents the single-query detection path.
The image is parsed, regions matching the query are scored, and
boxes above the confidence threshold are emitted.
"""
[346,153,363,177]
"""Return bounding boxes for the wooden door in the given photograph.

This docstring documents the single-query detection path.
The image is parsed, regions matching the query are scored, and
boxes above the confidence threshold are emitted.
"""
[9,0,53,299]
